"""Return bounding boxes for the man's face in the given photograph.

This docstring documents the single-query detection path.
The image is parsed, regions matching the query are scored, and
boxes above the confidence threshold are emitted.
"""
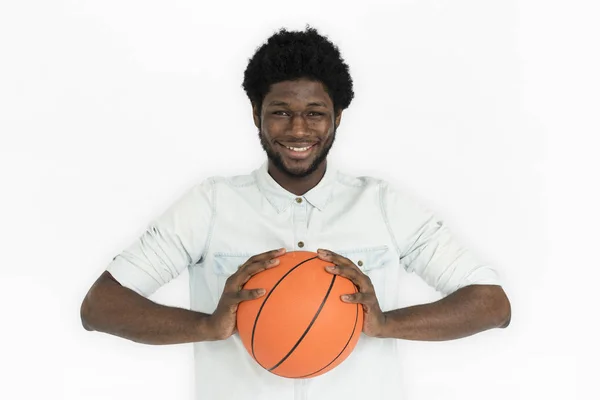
[254,78,342,178]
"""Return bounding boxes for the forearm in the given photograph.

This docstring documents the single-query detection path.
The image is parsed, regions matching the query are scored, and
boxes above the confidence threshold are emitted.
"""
[81,272,215,345]
[380,284,511,341]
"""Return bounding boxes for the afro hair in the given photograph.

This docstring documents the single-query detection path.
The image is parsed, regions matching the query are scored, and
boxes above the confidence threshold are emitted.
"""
[242,26,354,116]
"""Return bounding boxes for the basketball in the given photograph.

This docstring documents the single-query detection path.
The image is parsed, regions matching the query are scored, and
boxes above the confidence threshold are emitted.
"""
[236,250,364,379]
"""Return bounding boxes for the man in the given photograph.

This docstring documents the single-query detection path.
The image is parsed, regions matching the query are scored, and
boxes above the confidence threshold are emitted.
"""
[80,27,511,399]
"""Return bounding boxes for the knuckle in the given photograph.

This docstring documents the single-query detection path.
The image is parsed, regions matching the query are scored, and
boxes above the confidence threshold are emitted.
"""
[244,290,261,300]
[367,294,379,305]
[235,291,247,301]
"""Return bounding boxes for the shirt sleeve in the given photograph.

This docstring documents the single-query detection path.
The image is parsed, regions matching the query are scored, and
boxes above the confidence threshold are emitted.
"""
[106,178,214,297]
[380,180,501,296]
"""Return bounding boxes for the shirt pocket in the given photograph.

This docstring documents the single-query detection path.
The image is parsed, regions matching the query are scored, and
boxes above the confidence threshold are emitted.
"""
[335,245,395,309]
[211,247,396,310]
[336,245,389,272]
[212,253,253,297]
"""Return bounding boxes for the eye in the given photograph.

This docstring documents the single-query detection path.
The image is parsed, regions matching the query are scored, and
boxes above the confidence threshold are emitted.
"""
[307,111,324,117]
[272,110,290,116]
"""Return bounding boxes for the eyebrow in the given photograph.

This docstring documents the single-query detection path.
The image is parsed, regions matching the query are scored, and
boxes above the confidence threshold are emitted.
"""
[267,100,328,107]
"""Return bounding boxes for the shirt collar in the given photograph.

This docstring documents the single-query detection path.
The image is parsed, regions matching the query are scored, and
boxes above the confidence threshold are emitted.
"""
[253,160,337,213]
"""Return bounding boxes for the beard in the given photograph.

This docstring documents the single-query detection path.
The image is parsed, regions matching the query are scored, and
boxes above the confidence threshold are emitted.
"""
[258,128,336,179]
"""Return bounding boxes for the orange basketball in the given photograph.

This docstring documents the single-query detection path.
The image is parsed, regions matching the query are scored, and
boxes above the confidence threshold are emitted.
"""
[236,250,364,379]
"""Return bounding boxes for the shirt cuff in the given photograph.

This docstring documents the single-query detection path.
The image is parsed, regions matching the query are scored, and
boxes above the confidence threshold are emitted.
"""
[106,255,161,297]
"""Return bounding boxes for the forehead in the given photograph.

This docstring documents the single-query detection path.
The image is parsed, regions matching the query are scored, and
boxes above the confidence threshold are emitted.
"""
[264,79,333,106]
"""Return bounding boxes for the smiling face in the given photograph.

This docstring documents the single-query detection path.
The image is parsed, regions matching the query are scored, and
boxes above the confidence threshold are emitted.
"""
[254,78,342,179]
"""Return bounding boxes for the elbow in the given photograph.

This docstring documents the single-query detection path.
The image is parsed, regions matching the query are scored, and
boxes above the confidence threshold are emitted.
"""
[80,296,95,331]
[493,287,511,329]
[468,284,511,329]
[80,271,116,332]
[81,283,106,332]
[499,301,511,329]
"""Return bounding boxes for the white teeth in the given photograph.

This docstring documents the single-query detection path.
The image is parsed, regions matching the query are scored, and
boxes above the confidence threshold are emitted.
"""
[286,145,312,152]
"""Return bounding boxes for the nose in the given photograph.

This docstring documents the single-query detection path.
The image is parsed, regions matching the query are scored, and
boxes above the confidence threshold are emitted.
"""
[289,114,309,137]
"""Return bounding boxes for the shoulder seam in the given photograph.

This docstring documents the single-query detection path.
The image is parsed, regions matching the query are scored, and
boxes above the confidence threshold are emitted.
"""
[378,181,402,260]
[337,173,369,188]
[199,177,217,264]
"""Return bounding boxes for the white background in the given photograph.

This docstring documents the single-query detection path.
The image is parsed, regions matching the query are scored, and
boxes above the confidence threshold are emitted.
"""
[1,0,598,399]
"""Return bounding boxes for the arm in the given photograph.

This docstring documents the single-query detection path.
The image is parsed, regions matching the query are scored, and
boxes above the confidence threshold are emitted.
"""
[81,250,286,345]
[382,181,511,339]
[81,180,215,344]
[80,271,215,345]
[379,284,511,340]
[317,181,511,340]
[317,250,510,340]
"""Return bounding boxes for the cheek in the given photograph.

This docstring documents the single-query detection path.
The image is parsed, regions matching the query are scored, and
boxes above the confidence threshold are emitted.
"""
[308,119,331,133]
[263,117,332,136]
[315,120,334,136]
[263,119,286,137]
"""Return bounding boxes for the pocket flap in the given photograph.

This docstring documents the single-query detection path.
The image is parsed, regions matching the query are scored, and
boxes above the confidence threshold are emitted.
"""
[336,245,390,271]
[212,246,391,276]
[212,253,252,276]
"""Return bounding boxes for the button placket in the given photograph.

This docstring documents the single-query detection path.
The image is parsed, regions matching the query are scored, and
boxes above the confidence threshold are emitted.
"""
[293,197,308,250]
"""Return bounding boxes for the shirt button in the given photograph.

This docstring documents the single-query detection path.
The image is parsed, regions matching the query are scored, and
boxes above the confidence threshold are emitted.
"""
[357,260,363,267]
[295,197,303,204]
[298,241,305,248]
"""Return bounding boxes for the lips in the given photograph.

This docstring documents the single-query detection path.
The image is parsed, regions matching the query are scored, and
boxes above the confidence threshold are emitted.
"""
[277,142,318,160]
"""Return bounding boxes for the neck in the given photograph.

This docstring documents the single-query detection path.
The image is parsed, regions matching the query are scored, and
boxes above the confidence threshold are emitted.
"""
[267,160,327,196]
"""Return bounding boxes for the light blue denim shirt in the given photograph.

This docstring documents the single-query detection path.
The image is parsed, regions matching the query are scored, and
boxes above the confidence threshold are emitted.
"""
[107,160,500,400]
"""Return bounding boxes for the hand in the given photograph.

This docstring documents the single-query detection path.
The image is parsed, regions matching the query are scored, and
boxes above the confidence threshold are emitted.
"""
[207,248,286,340]
[317,248,387,338]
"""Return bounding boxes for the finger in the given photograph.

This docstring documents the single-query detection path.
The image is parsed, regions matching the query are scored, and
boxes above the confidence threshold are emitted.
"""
[340,292,374,304]
[238,257,280,285]
[245,247,286,264]
[317,249,355,269]
[318,249,375,291]
[229,249,285,288]
[326,263,373,292]
[233,288,266,303]
[341,292,382,314]
[227,259,279,290]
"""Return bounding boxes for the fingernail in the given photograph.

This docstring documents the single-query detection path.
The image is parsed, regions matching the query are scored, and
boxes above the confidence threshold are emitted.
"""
[270,258,279,264]
[341,295,349,301]
[257,289,266,295]
[325,265,335,271]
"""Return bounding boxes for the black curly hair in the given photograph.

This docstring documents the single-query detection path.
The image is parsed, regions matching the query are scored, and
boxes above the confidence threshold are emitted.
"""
[242,26,354,117]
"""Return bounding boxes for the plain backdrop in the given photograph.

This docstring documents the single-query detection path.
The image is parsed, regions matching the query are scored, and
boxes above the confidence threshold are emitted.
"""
[1,0,598,399]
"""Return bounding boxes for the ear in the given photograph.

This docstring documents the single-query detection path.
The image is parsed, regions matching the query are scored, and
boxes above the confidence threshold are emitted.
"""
[252,103,261,129]
[334,109,343,128]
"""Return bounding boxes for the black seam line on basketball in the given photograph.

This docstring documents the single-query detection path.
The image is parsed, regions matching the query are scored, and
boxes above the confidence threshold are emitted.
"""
[268,274,337,372]
[250,256,320,365]
[294,294,360,378]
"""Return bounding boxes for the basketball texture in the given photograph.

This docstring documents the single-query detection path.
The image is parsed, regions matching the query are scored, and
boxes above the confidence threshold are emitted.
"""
[236,251,364,379]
